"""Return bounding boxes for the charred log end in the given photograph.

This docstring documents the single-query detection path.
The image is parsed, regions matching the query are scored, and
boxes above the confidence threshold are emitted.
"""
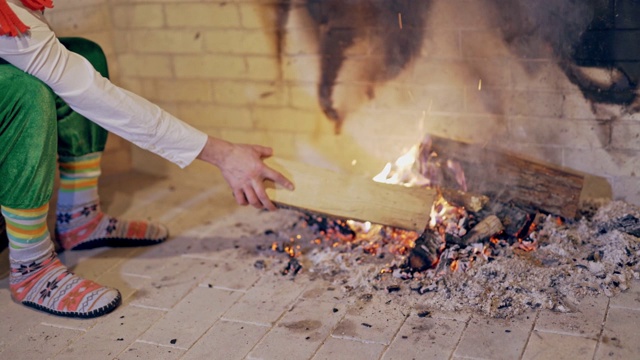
[408,252,436,272]
[408,230,442,272]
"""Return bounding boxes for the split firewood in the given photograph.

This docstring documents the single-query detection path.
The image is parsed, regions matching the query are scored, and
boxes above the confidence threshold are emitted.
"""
[462,215,504,244]
[264,157,437,232]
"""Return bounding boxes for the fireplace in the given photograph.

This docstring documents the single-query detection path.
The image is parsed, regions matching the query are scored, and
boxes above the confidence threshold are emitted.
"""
[42,0,640,318]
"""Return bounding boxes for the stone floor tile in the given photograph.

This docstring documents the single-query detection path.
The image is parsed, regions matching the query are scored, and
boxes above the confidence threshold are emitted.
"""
[94,269,141,304]
[311,337,386,360]
[198,255,262,291]
[0,298,50,351]
[117,341,185,360]
[118,235,202,276]
[0,324,84,359]
[248,299,346,360]
[139,286,243,349]
[609,280,640,310]
[522,331,597,360]
[331,296,408,345]
[223,275,306,326]
[535,294,608,338]
[61,247,138,280]
[300,279,347,303]
[39,316,98,332]
[128,257,215,309]
[381,314,466,360]
[412,303,473,322]
[182,320,270,360]
[594,307,640,359]
[57,247,109,271]
[454,314,535,360]
[53,305,165,360]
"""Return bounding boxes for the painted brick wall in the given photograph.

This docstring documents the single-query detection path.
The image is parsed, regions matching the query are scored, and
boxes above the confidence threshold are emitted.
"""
[46,0,640,205]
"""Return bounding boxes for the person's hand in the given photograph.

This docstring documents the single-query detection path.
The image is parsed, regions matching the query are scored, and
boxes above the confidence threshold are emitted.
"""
[196,136,294,211]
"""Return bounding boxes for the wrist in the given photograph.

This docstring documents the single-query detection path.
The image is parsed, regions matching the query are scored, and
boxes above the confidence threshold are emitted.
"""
[197,136,233,167]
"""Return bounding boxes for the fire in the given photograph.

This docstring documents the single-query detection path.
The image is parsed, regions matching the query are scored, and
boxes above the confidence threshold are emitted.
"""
[268,135,545,278]
[373,144,430,187]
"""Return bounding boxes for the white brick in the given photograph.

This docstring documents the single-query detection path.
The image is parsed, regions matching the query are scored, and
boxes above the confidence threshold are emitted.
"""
[165,3,241,28]
[112,4,164,29]
[128,30,203,54]
[204,29,274,55]
[117,54,173,78]
[174,55,246,79]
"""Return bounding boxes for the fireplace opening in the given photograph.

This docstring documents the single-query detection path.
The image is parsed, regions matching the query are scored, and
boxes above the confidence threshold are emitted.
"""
[253,135,640,319]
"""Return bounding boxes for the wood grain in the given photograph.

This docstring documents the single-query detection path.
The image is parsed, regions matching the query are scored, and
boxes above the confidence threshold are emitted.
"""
[264,157,436,232]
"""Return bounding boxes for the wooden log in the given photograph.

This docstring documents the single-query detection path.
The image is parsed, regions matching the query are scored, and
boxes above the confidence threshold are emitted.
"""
[440,188,489,213]
[264,157,437,232]
[408,231,443,271]
[420,136,588,219]
[462,215,504,244]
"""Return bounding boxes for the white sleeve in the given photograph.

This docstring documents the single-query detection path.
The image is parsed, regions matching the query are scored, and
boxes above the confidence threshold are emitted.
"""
[0,2,208,168]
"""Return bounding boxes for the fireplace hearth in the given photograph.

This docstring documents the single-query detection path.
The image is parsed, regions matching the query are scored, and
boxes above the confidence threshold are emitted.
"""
[256,198,639,318]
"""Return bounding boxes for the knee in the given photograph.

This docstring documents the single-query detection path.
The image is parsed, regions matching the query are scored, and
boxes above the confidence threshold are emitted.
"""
[0,65,55,111]
[0,66,56,131]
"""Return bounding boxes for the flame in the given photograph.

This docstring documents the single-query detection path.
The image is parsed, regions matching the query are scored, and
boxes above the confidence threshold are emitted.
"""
[373,145,430,187]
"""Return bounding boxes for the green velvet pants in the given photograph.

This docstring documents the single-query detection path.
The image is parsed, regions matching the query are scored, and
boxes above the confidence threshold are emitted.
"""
[0,38,109,209]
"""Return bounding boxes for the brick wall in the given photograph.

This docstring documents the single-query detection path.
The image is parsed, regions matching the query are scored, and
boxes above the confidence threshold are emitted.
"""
[46,0,640,205]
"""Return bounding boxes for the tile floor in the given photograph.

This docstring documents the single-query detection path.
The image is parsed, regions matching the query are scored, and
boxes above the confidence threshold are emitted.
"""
[1,170,639,360]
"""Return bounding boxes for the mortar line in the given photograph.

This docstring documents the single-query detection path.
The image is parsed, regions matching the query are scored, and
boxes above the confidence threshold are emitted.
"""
[377,309,410,360]
[592,296,611,360]
[518,309,541,360]
[40,322,88,332]
[449,312,473,360]
[135,339,189,351]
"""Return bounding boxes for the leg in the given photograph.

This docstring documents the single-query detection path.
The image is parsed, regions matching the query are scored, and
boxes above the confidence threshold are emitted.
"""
[52,38,169,251]
[0,64,120,318]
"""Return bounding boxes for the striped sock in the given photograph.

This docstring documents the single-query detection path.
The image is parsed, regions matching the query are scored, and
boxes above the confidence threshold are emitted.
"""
[56,153,169,250]
[2,204,121,318]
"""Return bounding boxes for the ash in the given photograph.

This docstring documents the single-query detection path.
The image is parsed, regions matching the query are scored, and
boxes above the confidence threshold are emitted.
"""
[261,200,640,318]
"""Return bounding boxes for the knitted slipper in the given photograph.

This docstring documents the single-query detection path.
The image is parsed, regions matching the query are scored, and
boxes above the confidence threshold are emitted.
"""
[11,251,121,318]
[56,202,169,251]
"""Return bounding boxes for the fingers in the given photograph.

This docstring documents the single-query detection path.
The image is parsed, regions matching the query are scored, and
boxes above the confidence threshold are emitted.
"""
[237,182,276,211]
[233,188,248,206]
[243,185,264,209]
[263,167,294,191]
[252,180,277,211]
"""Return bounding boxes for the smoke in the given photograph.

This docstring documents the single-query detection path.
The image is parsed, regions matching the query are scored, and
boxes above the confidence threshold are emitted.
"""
[485,0,595,61]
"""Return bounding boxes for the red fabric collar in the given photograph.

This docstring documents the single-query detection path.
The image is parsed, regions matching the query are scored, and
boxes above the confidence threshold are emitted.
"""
[0,0,54,37]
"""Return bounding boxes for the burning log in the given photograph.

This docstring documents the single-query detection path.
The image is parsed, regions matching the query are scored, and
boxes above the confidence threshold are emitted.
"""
[462,215,504,244]
[440,188,489,213]
[408,230,443,271]
[264,157,437,232]
[420,136,591,219]
[488,201,532,237]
